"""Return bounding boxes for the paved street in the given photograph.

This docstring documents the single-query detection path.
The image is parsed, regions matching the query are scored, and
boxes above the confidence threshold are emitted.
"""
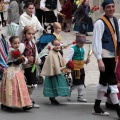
[0,26,119,120]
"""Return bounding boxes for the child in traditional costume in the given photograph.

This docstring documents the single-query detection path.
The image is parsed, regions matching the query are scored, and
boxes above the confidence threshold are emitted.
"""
[41,39,70,105]
[22,26,40,108]
[0,36,32,111]
[53,22,68,56]
[66,33,90,102]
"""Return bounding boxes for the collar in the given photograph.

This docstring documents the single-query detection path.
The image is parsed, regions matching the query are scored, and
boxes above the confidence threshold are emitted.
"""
[23,12,34,19]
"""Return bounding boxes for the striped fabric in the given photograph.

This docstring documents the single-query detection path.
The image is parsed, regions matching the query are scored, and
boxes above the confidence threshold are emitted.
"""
[0,38,9,79]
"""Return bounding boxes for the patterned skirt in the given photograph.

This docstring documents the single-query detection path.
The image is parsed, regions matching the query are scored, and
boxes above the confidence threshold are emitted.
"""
[0,66,32,108]
[43,73,70,97]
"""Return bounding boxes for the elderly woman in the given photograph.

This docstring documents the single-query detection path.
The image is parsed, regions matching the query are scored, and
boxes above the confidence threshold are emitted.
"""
[17,2,44,41]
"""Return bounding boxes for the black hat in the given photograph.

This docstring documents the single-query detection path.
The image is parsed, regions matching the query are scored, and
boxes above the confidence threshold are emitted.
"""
[101,0,114,8]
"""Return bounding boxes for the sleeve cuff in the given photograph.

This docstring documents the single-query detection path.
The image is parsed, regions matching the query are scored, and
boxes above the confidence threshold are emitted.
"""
[95,54,102,60]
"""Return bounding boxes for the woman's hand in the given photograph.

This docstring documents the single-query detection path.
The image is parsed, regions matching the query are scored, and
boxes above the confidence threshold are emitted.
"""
[42,7,46,12]
[72,17,74,21]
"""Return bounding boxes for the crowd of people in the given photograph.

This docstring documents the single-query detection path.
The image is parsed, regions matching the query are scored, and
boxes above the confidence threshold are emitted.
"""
[1,0,120,119]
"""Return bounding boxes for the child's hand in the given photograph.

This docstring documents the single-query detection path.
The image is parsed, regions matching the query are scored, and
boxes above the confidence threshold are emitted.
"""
[28,56,34,63]
[62,44,68,49]
[35,59,41,65]
[42,7,46,11]
[86,57,90,64]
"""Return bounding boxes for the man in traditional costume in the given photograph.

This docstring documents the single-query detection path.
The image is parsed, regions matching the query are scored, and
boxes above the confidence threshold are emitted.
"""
[66,34,90,102]
[92,0,120,118]
[40,0,62,33]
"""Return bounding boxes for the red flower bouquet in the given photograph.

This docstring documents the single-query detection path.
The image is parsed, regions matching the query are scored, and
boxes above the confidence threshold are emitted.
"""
[89,6,100,15]
[66,60,74,70]
[47,46,51,51]
[12,50,21,58]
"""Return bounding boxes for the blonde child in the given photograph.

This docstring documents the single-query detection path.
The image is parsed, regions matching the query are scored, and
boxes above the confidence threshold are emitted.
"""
[41,39,70,105]
[53,22,68,56]
[22,26,40,108]
[0,36,32,111]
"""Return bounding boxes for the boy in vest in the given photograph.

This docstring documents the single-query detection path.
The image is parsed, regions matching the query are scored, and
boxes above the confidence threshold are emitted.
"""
[66,33,90,102]
[40,0,61,33]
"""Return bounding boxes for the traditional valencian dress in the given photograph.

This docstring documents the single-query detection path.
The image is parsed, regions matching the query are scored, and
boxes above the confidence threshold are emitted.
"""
[41,49,70,97]
[0,43,32,109]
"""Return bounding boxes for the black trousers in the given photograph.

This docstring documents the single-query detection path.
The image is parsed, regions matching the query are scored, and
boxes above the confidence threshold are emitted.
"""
[71,68,85,85]
[0,12,4,26]
[35,9,45,25]
[99,58,117,86]
[24,67,37,85]
[44,11,57,23]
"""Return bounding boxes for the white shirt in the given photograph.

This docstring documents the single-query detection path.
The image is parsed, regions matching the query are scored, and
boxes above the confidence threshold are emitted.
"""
[92,18,117,60]
[17,12,44,41]
[66,47,86,63]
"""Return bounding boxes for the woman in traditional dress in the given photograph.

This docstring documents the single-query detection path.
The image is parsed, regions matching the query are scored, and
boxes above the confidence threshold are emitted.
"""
[41,39,70,105]
[17,2,44,42]
[0,36,32,111]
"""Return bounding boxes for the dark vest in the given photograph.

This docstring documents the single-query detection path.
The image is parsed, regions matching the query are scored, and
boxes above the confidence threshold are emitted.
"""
[72,45,85,60]
[45,0,57,10]
[100,15,119,52]
[23,40,36,65]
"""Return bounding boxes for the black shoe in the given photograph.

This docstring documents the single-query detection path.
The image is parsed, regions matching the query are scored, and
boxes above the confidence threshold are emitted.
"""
[23,106,32,111]
[105,102,114,109]
[114,104,120,118]
[1,104,6,110]
[92,106,109,116]
[49,98,59,105]
[51,100,59,105]
[1,104,13,110]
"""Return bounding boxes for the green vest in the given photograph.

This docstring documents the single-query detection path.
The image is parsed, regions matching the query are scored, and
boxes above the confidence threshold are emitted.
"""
[72,45,85,60]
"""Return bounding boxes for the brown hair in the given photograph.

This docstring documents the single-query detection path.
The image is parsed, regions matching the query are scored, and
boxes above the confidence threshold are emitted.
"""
[51,38,60,45]
[24,2,34,9]
[9,36,19,43]
[23,26,35,35]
